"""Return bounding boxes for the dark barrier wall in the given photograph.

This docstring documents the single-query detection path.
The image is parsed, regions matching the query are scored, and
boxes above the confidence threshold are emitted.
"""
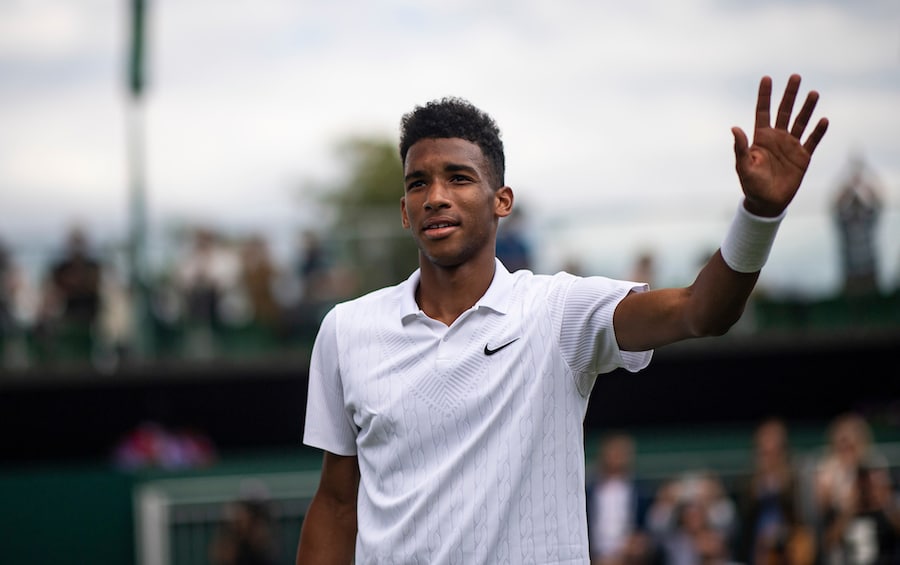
[1,331,898,466]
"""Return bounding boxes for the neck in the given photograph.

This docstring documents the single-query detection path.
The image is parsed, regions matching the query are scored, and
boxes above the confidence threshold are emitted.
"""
[416,254,496,326]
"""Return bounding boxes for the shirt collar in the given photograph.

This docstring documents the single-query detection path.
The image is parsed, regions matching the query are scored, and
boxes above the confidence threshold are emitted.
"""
[399,258,515,322]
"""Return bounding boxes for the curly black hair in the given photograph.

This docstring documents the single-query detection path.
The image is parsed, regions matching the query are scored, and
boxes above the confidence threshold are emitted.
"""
[399,97,505,188]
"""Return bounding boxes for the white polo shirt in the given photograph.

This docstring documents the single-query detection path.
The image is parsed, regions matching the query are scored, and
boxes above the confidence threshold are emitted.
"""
[304,259,652,565]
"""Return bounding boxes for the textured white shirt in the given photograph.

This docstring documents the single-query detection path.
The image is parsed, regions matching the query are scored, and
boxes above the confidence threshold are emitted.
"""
[303,259,652,564]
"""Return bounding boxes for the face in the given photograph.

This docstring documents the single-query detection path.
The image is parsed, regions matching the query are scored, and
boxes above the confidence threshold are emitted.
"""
[401,137,512,268]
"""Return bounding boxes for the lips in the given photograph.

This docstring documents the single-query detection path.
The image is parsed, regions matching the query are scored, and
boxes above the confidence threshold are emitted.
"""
[422,217,459,239]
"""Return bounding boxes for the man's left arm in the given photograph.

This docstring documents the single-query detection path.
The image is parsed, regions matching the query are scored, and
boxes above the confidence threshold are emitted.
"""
[614,74,828,352]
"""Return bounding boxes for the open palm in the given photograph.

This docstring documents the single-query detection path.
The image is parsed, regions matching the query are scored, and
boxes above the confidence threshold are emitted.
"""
[732,74,829,217]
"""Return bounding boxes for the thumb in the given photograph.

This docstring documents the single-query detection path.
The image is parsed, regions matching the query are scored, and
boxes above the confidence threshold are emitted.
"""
[731,126,749,161]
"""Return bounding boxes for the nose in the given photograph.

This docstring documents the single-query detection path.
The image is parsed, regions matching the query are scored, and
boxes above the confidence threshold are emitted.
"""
[423,181,451,210]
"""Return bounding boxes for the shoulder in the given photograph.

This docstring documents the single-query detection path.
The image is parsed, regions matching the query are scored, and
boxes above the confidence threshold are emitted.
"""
[336,282,403,310]
[514,269,639,304]
[329,280,410,328]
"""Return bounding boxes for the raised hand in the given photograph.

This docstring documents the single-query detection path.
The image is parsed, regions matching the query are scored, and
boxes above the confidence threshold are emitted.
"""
[731,74,829,217]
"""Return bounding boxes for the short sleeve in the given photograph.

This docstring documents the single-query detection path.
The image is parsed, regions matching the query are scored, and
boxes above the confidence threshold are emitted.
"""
[302,307,359,455]
[559,276,653,376]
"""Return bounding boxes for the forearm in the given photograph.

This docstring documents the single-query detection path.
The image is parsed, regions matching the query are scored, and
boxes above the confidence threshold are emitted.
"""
[683,200,784,336]
[295,493,357,565]
[685,250,760,337]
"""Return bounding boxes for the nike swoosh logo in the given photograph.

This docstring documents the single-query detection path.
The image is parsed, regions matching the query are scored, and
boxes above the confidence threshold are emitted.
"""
[483,338,520,356]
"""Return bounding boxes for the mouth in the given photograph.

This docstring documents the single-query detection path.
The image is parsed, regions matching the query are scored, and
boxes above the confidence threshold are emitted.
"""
[422,219,459,239]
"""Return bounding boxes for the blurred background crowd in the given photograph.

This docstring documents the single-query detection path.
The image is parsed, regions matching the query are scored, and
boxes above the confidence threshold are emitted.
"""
[584,413,900,565]
[0,151,897,374]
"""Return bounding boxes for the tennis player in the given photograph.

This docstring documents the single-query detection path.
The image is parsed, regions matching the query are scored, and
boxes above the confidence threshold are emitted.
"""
[296,74,828,564]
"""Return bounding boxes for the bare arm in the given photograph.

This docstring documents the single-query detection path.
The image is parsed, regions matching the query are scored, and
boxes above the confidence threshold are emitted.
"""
[296,451,360,565]
[615,74,828,352]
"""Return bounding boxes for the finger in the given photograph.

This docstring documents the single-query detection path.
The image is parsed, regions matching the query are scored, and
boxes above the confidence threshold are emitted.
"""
[790,90,819,138]
[755,76,773,131]
[803,117,829,156]
[732,126,749,160]
[775,74,801,130]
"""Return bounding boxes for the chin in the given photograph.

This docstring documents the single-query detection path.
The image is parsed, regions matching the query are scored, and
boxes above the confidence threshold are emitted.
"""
[420,248,467,269]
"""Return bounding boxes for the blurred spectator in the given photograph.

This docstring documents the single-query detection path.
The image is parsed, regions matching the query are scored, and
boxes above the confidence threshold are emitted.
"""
[209,493,280,565]
[49,226,103,324]
[815,412,888,564]
[822,461,900,565]
[815,414,886,519]
[736,417,815,565]
[586,432,654,565]
[0,237,30,368]
[239,234,282,331]
[628,250,657,288]
[287,229,359,342]
[647,471,738,565]
[0,238,12,332]
[34,226,103,362]
[93,259,134,372]
[173,227,241,358]
[833,156,883,297]
[296,230,329,303]
[496,207,532,272]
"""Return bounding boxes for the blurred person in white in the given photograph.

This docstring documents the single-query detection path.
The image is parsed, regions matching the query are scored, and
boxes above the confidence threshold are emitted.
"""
[822,459,900,565]
[816,414,886,521]
[586,432,654,565]
[174,226,242,357]
[736,417,815,565]
[647,471,739,564]
[832,156,883,298]
[296,74,828,564]
[816,412,889,564]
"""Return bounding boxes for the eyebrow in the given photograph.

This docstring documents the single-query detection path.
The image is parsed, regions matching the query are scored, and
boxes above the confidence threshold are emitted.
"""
[404,163,479,182]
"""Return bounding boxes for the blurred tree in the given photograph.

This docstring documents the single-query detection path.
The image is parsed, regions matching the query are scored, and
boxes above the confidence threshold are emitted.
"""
[305,136,418,295]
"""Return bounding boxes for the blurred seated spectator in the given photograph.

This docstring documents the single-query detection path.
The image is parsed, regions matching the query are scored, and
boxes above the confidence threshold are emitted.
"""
[93,260,134,372]
[815,412,888,564]
[239,234,282,331]
[0,237,30,368]
[34,225,103,362]
[815,413,886,519]
[496,207,532,272]
[586,432,654,564]
[736,417,815,565]
[822,460,900,565]
[209,492,280,565]
[174,227,241,358]
[295,230,329,304]
[647,471,738,565]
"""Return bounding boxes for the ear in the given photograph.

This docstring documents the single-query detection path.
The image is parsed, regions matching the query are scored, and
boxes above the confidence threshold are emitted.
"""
[400,196,410,229]
[494,186,514,219]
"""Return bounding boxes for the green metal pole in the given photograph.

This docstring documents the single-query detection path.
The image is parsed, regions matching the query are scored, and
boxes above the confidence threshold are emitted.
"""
[127,0,153,360]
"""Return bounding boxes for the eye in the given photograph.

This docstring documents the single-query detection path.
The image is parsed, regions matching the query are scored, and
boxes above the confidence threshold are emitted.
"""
[450,174,472,184]
[406,180,425,192]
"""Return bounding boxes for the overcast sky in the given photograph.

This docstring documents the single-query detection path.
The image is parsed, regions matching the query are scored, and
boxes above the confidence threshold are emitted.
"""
[1,0,898,296]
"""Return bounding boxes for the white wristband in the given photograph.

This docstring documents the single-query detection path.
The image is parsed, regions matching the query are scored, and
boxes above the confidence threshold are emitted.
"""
[720,203,785,273]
